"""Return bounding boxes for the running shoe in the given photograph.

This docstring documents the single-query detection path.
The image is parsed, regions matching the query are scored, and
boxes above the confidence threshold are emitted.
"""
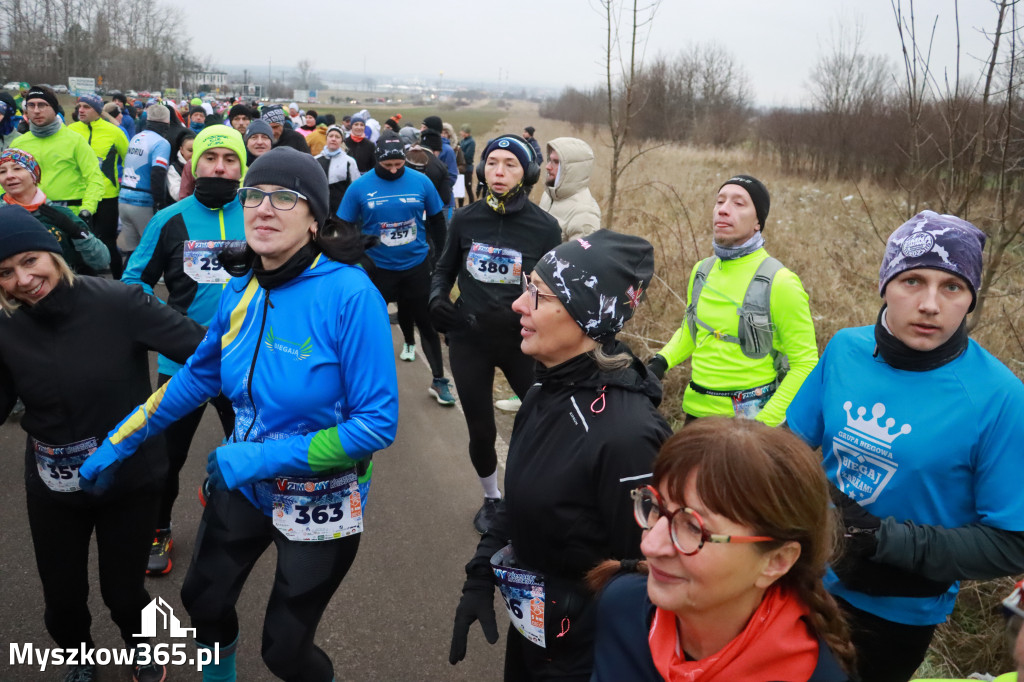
[399,343,416,362]
[133,659,167,682]
[494,396,521,413]
[63,665,96,682]
[473,497,502,535]
[429,377,456,406]
[146,528,173,576]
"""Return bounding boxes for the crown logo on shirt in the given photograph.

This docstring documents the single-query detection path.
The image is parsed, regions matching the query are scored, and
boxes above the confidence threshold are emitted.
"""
[843,401,911,444]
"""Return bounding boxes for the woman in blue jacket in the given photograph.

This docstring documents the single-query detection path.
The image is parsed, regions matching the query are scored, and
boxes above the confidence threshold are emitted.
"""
[80,147,399,682]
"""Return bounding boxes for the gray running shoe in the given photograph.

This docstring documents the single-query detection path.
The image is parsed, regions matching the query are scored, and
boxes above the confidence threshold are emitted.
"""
[473,497,501,535]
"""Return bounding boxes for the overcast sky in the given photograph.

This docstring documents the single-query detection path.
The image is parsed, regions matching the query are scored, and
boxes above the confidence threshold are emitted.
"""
[177,1,1001,106]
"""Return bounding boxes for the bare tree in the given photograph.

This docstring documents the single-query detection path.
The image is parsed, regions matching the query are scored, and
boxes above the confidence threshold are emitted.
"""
[297,59,315,90]
[601,0,660,229]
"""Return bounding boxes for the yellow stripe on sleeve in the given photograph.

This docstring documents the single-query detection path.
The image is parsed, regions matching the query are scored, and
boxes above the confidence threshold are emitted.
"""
[221,278,260,351]
[110,382,169,445]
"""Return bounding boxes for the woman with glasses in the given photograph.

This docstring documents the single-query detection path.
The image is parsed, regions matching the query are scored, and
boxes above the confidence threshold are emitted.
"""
[80,146,399,682]
[429,134,562,535]
[786,212,1024,682]
[448,230,672,681]
[589,418,855,682]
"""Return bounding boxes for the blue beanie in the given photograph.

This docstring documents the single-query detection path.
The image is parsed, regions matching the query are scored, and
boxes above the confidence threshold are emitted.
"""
[481,135,536,180]
[78,93,104,115]
[0,205,62,262]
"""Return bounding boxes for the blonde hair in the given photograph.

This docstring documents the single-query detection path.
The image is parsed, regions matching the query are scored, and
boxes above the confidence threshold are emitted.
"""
[590,343,633,371]
[0,252,74,315]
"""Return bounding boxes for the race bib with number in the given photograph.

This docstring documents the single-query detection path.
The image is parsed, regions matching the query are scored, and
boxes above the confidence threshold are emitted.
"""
[121,166,141,189]
[32,437,97,493]
[732,384,776,420]
[491,545,546,648]
[255,471,363,542]
[183,240,239,284]
[467,242,522,284]
[379,219,417,247]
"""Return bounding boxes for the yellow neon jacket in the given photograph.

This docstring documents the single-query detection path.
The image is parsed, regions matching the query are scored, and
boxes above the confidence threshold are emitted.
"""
[14,126,107,214]
[657,248,818,426]
[68,119,129,200]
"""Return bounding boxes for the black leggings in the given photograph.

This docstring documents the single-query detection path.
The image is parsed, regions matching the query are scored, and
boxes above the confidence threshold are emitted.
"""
[371,260,445,379]
[448,328,536,478]
[156,373,234,530]
[92,196,123,279]
[26,486,159,649]
[836,596,938,682]
[181,489,360,682]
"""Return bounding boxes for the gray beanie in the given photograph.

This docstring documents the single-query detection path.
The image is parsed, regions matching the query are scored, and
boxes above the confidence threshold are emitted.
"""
[244,147,329,228]
[244,119,273,144]
[879,210,987,310]
[147,104,170,123]
[534,229,654,343]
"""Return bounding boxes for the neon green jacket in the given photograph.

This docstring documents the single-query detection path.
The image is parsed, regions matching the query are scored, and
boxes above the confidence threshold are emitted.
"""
[13,126,107,214]
[656,248,818,426]
[68,119,129,200]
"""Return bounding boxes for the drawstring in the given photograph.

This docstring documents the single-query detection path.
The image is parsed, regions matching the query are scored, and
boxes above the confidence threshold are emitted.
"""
[557,617,571,638]
[590,386,607,414]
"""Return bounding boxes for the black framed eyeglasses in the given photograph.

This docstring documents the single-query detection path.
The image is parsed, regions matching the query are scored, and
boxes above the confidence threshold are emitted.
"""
[631,485,776,556]
[521,272,560,310]
[237,187,308,211]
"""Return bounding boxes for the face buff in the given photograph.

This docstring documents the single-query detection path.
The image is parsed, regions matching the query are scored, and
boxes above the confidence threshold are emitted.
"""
[485,181,529,215]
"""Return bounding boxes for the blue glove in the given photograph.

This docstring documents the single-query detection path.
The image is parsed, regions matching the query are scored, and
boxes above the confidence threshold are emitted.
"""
[206,449,227,493]
[78,440,123,496]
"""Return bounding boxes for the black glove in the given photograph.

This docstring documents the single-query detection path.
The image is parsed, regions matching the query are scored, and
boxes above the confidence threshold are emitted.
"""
[829,483,953,597]
[449,576,498,665]
[77,209,93,231]
[647,354,669,380]
[429,297,459,333]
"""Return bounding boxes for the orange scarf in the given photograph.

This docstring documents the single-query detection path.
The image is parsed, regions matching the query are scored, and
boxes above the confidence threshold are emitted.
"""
[3,189,46,212]
[649,585,819,682]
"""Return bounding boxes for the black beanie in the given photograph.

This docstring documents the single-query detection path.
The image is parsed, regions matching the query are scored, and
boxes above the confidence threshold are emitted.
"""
[533,229,655,343]
[719,175,770,232]
[24,85,60,114]
[189,106,206,119]
[375,135,406,162]
[244,147,329,229]
[0,205,63,262]
[422,115,443,133]
[228,104,251,121]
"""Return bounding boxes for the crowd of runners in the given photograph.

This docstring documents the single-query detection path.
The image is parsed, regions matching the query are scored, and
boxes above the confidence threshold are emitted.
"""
[0,84,1022,682]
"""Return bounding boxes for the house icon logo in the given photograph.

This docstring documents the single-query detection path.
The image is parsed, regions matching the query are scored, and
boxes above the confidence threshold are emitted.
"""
[133,597,196,638]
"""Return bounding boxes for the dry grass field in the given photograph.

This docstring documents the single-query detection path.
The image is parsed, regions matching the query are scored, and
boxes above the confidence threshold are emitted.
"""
[482,101,1022,679]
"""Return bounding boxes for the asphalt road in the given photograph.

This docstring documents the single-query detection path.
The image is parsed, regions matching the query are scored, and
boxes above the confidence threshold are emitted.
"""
[0,321,516,681]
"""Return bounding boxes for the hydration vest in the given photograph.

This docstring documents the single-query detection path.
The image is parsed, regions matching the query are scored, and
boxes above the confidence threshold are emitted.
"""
[686,256,789,374]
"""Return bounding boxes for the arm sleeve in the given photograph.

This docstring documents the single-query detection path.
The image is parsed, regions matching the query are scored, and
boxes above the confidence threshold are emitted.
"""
[784,351,827,448]
[0,356,16,421]
[466,502,512,578]
[756,268,819,426]
[429,212,462,303]
[424,210,447,258]
[336,180,361,221]
[656,263,699,369]
[121,211,170,293]
[443,148,458,186]
[217,284,399,489]
[150,166,168,210]
[349,158,361,181]
[562,208,601,242]
[76,137,107,214]
[595,424,662,561]
[101,290,226,458]
[113,127,129,160]
[72,234,111,270]
[166,166,181,202]
[124,283,206,363]
[874,518,1024,582]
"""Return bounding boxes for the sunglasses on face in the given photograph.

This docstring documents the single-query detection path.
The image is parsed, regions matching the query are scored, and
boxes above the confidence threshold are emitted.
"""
[631,485,776,556]
[237,187,307,211]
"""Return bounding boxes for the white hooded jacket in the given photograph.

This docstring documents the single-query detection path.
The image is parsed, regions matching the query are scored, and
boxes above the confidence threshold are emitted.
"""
[539,137,602,241]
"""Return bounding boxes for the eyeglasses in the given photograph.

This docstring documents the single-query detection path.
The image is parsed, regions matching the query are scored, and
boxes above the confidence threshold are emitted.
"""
[521,272,560,310]
[237,187,308,211]
[631,485,776,556]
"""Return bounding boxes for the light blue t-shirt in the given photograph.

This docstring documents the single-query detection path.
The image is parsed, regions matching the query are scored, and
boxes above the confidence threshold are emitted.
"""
[787,325,1024,626]
[119,130,171,207]
[337,168,443,272]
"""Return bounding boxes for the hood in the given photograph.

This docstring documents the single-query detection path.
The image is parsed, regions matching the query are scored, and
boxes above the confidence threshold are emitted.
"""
[546,137,595,200]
